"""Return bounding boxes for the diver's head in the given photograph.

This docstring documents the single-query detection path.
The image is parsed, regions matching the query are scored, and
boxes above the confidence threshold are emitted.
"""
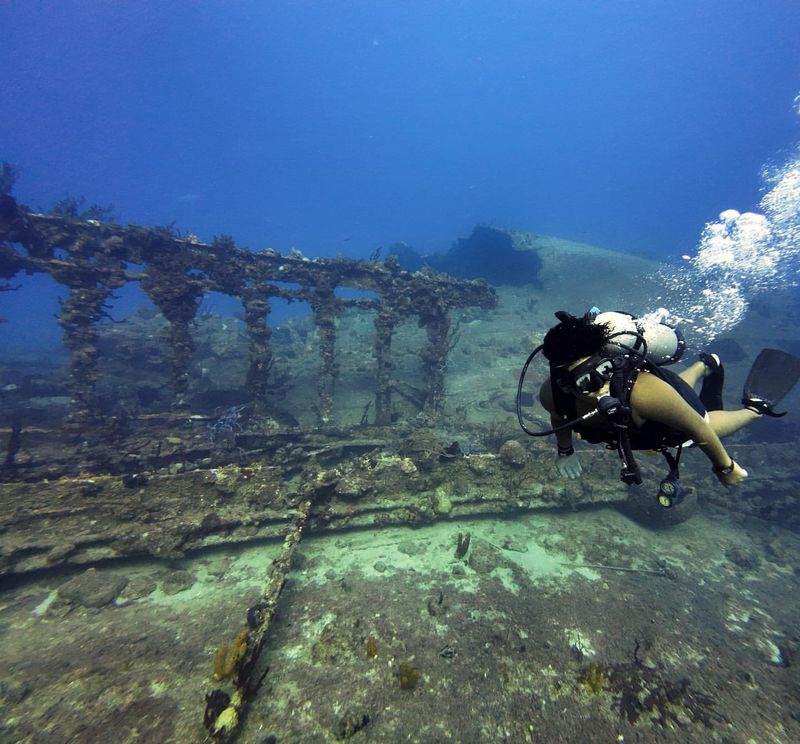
[542,312,610,368]
[554,353,616,395]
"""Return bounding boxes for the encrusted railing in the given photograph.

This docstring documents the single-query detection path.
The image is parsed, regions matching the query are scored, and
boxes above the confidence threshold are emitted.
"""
[0,195,496,431]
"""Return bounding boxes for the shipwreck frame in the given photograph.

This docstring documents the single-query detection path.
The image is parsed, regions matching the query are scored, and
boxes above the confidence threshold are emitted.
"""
[0,194,496,432]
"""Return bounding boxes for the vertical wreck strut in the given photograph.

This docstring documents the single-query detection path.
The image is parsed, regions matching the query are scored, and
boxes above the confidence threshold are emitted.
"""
[373,303,397,426]
[309,283,340,424]
[420,307,452,417]
[240,290,273,414]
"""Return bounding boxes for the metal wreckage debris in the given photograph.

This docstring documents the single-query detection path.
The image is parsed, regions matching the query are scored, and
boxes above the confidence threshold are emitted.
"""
[0,192,503,739]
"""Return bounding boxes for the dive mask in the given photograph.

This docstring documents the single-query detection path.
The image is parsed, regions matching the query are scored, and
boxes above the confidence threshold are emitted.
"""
[555,354,616,394]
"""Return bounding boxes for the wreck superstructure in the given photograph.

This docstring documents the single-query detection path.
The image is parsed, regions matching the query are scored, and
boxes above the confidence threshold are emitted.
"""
[0,195,495,429]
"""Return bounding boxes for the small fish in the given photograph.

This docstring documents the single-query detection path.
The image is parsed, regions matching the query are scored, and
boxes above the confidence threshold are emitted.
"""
[1,383,19,392]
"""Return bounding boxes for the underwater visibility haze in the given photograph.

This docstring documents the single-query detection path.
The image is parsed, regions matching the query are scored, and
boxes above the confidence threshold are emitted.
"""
[1,2,800,742]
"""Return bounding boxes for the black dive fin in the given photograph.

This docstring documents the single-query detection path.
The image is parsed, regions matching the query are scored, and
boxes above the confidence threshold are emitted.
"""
[742,348,800,417]
[699,352,725,411]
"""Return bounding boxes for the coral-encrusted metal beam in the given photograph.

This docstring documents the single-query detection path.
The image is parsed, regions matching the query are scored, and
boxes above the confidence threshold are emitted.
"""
[0,198,496,428]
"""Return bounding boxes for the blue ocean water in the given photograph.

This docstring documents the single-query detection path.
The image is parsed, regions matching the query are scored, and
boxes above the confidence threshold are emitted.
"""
[1,0,799,344]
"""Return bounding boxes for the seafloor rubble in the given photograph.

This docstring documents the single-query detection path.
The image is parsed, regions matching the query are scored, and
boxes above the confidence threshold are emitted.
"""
[2,192,800,742]
[2,504,800,743]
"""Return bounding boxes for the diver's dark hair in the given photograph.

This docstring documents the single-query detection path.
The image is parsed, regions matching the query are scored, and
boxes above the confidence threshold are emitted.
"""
[542,314,610,367]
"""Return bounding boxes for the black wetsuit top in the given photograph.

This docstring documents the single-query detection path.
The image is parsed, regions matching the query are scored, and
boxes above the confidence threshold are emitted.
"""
[553,364,706,450]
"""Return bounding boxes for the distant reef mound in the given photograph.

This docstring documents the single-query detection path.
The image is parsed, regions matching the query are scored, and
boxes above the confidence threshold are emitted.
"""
[391,225,542,286]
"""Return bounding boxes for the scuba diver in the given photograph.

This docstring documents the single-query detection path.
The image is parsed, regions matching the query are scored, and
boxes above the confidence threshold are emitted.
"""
[517,309,800,506]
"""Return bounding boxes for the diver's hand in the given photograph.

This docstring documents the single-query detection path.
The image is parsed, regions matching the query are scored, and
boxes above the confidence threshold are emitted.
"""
[713,459,748,487]
[555,451,582,479]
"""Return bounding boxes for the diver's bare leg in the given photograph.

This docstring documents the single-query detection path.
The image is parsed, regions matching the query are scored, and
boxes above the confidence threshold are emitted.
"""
[678,361,707,389]
[708,409,761,437]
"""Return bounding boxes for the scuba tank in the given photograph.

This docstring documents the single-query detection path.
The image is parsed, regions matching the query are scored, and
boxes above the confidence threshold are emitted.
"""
[591,309,685,366]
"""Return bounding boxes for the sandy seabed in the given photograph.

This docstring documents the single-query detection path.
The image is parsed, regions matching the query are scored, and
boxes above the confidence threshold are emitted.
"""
[2,504,799,744]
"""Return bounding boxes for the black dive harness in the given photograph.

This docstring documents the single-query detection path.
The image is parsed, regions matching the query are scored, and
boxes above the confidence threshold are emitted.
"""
[516,337,686,509]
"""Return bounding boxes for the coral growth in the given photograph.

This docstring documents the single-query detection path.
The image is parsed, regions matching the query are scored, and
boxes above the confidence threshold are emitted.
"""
[400,430,458,471]
[579,662,608,694]
[212,628,249,680]
[608,660,725,728]
[576,649,725,728]
[455,531,471,559]
[398,663,421,690]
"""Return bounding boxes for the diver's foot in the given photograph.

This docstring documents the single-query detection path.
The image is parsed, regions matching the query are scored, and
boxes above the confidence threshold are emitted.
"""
[742,396,786,417]
[699,352,722,378]
[699,352,726,411]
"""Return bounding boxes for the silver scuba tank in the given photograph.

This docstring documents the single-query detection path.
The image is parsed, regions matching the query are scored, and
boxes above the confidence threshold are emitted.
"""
[594,309,685,366]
